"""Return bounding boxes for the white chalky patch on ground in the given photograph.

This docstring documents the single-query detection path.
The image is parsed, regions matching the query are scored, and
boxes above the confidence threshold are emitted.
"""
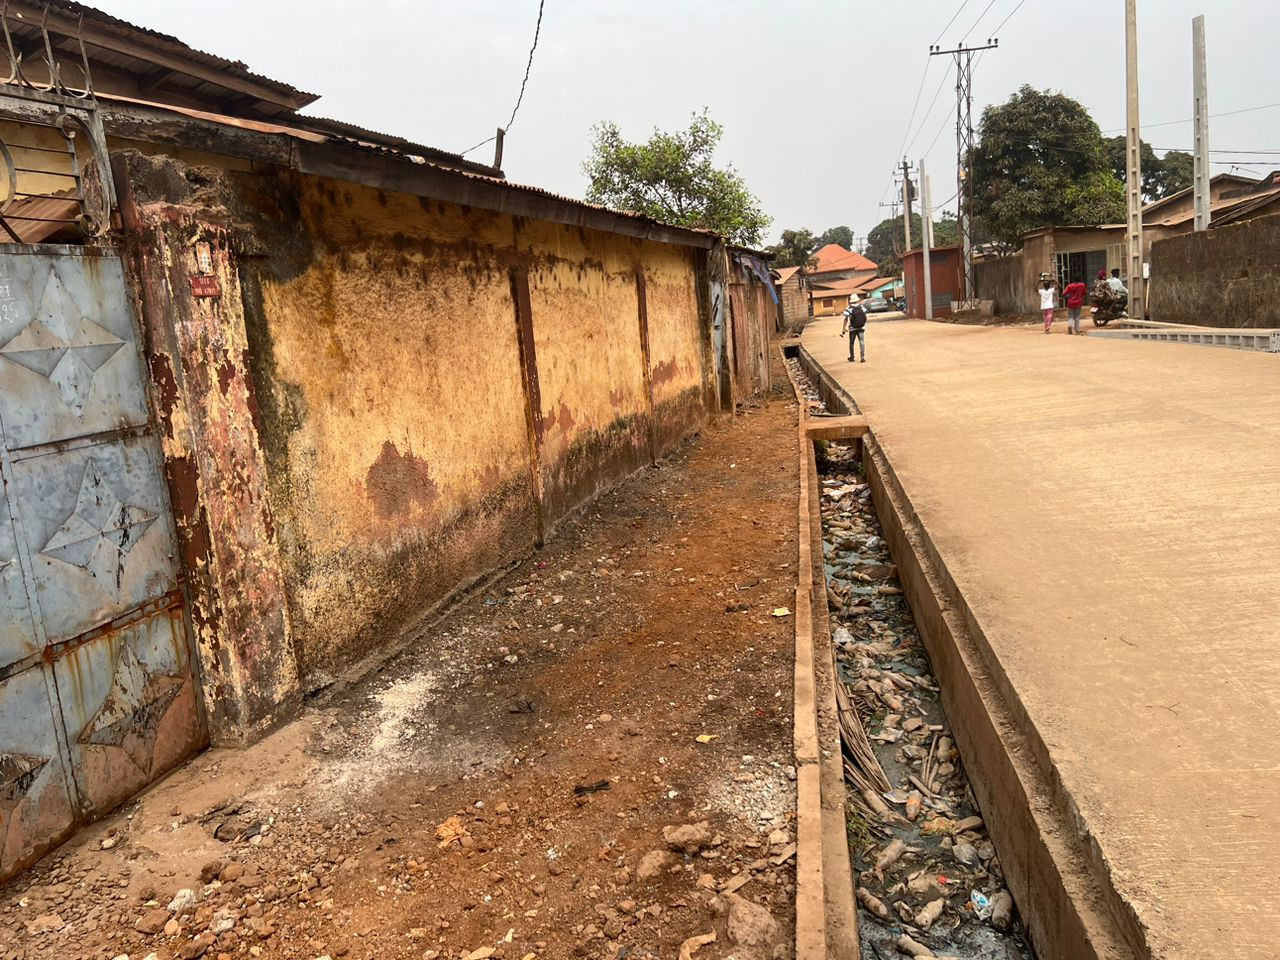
[313,669,442,800]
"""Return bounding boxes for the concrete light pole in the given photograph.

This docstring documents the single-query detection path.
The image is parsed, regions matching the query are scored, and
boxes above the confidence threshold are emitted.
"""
[920,160,934,321]
[1125,0,1145,318]
[1192,15,1210,232]
[901,160,914,252]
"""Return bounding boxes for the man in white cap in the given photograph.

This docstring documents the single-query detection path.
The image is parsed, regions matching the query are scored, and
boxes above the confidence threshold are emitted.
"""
[840,295,867,363]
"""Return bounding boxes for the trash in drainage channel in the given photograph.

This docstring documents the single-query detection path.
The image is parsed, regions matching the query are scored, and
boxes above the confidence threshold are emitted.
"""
[786,356,1034,959]
[818,442,1033,960]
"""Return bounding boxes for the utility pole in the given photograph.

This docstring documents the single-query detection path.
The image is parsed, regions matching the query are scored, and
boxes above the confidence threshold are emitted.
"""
[900,160,914,252]
[931,40,998,309]
[1192,15,1209,232]
[920,159,934,321]
[1125,0,1145,318]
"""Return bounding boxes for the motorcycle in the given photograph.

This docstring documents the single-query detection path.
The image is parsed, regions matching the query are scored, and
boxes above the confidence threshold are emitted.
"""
[1089,281,1128,326]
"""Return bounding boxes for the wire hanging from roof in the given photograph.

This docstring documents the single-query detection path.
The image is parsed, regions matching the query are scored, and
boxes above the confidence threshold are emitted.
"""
[460,0,547,158]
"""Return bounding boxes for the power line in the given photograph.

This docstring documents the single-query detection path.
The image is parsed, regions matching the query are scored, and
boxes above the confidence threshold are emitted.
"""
[960,0,1000,43]
[904,69,954,154]
[894,61,935,166]
[505,0,545,131]
[933,0,972,46]
[1103,101,1280,134]
[460,0,546,157]
[988,0,1029,38]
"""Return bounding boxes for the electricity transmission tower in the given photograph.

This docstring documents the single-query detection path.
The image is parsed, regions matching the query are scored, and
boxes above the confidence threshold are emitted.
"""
[930,39,997,307]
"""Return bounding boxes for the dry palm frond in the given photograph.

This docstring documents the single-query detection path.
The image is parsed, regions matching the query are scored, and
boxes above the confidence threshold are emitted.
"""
[835,677,892,795]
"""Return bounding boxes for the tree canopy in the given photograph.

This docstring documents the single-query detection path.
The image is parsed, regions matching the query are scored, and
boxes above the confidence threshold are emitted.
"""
[582,110,771,246]
[972,85,1125,246]
[1101,137,1194,202]
[865,213,958,276]
[768,228,818,268]
[816,225,854,249]
[766,225,866,268]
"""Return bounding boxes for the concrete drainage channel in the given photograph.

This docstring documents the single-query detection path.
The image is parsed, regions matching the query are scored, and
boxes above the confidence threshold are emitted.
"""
[784,342,1035,960]
[783,340,1144,960]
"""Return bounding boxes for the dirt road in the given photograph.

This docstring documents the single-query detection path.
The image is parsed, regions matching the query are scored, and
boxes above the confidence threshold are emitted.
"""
[3,374,800,960]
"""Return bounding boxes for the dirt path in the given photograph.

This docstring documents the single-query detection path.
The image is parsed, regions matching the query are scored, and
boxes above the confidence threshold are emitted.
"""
[3,368,801,960]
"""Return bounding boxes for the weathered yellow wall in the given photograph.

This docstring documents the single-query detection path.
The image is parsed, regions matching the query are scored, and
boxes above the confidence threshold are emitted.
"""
[642,244,706,451]
[516,217,648,522]
[241,178,534,677]
[235,173,710,679]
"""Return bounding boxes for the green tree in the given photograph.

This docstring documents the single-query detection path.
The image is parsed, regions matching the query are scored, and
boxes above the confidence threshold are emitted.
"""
[1063,170,1125,224]
[934,212,959,246]
[865,214,961,276]
[816,225,854,249]
[972,85,1117,246]
[767,228,818,268]
[1101,137,1194,201]
[1154,150,1194,198]
[582,109,771,246]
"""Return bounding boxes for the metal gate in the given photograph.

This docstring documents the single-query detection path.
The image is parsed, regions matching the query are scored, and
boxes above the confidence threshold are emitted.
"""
[0,246,205,881]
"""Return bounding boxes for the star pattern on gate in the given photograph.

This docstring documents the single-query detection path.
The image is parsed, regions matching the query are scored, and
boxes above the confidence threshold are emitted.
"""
[41,458,156,596]
[0,267,124,417]
[78,643,181,778]
[0,752,50,817]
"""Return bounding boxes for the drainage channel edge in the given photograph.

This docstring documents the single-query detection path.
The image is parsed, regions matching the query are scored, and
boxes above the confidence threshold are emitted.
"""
[785,340,1151,960]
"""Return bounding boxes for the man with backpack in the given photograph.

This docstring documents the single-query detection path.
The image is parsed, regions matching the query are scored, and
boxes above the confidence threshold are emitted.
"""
[841,296,867,363]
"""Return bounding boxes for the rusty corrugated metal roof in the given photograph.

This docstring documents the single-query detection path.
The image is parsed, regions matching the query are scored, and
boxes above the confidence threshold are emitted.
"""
[0,190,80,243]
[11,0,317,111]
[102,95,721,247]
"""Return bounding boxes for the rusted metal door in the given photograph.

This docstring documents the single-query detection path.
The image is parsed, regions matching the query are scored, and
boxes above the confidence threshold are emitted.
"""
[0,246,205,881]
[710,277,731,410]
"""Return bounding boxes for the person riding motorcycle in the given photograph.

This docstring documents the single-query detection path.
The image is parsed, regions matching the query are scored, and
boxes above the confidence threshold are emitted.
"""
[1090,269,1128,323]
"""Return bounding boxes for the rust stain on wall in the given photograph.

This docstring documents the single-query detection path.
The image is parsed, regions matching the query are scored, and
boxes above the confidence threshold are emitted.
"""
[115,150,301,745]
[365,440,440,519]
[118,151,715,698]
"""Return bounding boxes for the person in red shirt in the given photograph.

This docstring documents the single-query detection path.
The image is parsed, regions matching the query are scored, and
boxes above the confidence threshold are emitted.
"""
[1063,276,1089,335]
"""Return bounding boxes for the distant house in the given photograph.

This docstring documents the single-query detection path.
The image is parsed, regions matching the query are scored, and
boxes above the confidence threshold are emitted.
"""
[774,265,808,328]
[860,276,903,300]
[974,172,1280,315]
[807,243,878,286]
[809,277,863,317]
[804,244,878,317]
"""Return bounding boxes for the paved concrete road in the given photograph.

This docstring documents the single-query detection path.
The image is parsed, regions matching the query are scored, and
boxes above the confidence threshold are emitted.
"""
[803,317,1280,959]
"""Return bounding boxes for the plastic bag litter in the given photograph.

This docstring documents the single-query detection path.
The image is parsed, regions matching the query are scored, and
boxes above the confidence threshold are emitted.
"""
[970,889,993,920]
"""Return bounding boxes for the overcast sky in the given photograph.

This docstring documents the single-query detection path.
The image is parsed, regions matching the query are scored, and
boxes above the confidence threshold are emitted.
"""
[98,0,1277,245]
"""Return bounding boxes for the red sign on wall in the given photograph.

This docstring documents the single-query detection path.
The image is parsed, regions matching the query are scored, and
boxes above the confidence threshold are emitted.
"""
[190,275,221,298]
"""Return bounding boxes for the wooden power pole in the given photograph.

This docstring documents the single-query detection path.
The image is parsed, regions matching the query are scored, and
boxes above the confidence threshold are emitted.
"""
[1125,0,1145,318]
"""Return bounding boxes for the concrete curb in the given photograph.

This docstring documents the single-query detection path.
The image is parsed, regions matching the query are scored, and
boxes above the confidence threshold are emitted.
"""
[861,433,1148,960]
[780,341,858,960]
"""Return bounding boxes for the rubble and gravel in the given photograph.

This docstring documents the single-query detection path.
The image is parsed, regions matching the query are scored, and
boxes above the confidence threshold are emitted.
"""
[817,440,1033,960]
[0,378,801,960]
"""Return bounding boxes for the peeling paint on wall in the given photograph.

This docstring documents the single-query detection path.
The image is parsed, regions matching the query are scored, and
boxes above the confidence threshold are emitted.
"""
[114,151,716,710]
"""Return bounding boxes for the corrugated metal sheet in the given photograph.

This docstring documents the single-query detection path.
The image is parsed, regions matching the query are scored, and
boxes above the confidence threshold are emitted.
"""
[102,94,722,247]
[6,0,316,109]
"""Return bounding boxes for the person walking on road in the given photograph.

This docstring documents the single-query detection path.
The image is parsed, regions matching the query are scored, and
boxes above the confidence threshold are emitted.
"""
[1063,275,1088,335]
[841,296,867,363]
[1039,277,1058,334]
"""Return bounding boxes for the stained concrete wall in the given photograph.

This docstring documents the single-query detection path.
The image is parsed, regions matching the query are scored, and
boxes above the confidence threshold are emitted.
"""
[1148,214,1280,328]
[974,254,1026,315]
[119,159,714,687]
